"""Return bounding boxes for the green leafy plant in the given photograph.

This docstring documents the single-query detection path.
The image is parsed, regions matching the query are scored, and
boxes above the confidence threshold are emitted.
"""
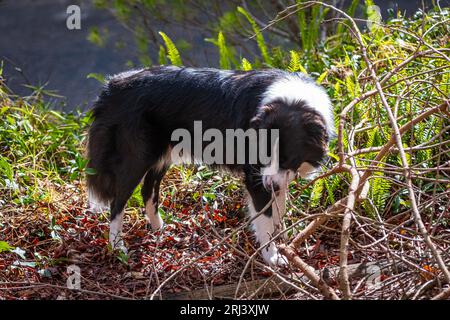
[0,241,14,253]
[1,3,449,300]
[158,32,182,66]
[237,6,271,66]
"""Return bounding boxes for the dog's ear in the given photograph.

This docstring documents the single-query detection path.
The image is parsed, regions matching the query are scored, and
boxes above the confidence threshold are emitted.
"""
[250,104,276,129]
[304,115,328,146]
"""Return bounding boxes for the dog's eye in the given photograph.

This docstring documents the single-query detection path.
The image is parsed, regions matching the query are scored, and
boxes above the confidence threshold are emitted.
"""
[303,159,323,169]
[280,157,302,171]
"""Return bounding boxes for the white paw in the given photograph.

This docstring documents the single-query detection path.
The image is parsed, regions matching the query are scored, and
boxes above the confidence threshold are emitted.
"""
[262,245,288,267]
[110,236,128,255]
[145,210,165,231]
[146,215,164,231]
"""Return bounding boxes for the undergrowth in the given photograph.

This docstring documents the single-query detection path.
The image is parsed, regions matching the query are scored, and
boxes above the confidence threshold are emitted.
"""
[0,4,449,299]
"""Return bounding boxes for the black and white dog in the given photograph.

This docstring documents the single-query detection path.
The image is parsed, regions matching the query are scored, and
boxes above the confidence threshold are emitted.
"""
[86,66,334,266]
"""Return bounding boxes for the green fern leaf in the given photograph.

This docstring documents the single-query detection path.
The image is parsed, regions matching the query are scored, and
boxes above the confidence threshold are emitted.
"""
[296,0,308,50]
[240,58,253,71]
[310,179,324,207]
[370,170,391,211]
[288,50,300,72]
[366,127,379,148]
[158,45,168,65]
[237,6,271,66]
[288,50,307,74]
[217,32,231,69]
[324,178,335,205]
[158,31,182,66]
[345,75,356,98]
[317,70,328,84]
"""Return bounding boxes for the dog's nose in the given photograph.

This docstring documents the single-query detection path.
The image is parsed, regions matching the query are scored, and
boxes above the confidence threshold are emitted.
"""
[271,182,280,192]
[263,176,282,193]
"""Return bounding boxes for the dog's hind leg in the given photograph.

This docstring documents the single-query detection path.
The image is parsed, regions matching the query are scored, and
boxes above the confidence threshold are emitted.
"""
[141,165,169,231]
[109,162,149,252]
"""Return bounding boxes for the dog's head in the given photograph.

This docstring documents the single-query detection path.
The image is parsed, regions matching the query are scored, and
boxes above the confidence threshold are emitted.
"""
[252,75,334,192]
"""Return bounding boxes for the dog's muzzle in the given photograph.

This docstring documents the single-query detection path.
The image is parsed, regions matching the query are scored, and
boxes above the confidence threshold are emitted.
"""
[263,176,281,192]
[262,170,296,193]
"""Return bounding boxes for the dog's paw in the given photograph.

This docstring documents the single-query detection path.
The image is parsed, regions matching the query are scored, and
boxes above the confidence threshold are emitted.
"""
[152,216,164,231]
[262,245,289,267]
[110,237,128,255]
[115,243,128,255]
[145,212,164,231]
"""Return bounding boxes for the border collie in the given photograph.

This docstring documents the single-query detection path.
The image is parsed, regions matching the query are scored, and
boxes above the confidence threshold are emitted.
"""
[86,66,334,266]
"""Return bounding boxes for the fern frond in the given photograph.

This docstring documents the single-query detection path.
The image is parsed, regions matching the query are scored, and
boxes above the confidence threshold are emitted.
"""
[240,58,253,71]
[158,45,168,65]
[288,50,300,72]
[310,179,324,207]
[345,75,356,98]
[324,178,335,205]
[158,31,182,66]
[333,81,341,97]
[217,32,231,69]
[366,127,379,148]
[296,0,308,50]
[317,70,328,84]
[288,50,307,74]
[370,170,391,212]
[237,6,271,66]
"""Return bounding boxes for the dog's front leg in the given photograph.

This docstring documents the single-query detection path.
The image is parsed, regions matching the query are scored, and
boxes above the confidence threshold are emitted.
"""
[109,202,127,253]
[244,168,287,266]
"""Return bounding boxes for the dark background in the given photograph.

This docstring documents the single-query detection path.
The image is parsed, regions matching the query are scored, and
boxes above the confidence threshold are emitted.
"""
[0,0,445,111]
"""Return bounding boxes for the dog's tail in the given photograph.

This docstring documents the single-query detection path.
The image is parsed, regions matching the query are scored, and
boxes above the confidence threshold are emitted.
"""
[86,96,116,212]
